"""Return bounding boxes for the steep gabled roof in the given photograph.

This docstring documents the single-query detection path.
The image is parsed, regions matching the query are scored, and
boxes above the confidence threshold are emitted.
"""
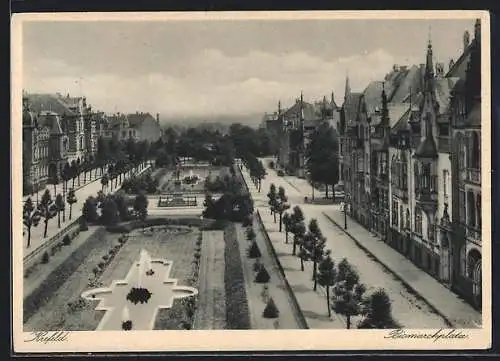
[414,136,438,158]
[390,108,411,134]
[26,94,77,116]
[363,81,384,116]
[38,111,65,135]
[389,65,424,104]
[342,93,362,127]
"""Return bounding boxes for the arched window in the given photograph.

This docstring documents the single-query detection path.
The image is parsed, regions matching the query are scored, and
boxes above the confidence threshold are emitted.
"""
[401,152,408,190]
[406,209,410,230]
[422,163,431,189]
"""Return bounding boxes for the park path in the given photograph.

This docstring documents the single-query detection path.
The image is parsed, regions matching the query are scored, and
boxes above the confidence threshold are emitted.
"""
[193,230,226,330]
[235,223,303,329]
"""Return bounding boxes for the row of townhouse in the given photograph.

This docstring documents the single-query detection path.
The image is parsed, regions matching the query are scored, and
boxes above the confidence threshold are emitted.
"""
[22,91,163,194]
[338,19,482,310]
[265,92,340,177]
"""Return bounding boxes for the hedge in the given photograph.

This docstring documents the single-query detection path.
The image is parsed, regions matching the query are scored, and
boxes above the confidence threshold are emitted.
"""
[224,223,251,329]
[23,228,108,323]
[105,217,216,233]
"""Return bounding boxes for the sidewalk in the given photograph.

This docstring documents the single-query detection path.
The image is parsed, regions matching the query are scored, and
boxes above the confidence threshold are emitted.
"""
[23,162,151,259]
[323,209,482,328]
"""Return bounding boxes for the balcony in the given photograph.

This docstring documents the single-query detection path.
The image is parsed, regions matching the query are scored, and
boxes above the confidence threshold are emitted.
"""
[415,188,438,212]
[461,168,481,185]
[465,225,481,245]
[392,187,409,202]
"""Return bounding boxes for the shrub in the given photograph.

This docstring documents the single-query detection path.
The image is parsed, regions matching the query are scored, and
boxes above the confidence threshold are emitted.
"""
[102,254,109,261]
[98,261,105,269]
[247,241,261,258]
[263,297,280,319]
[41,251,50,264]
[194,252,201,260]
[253,258,263,273]
[255,265,271,283]
[62,234,71,246]
[92,267,99,276]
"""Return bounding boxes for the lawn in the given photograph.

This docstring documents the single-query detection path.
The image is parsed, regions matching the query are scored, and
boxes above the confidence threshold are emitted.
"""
[23,225,200,332]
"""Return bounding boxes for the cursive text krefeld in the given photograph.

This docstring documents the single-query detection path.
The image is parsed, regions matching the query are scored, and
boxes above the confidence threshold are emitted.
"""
[25,331,70,344]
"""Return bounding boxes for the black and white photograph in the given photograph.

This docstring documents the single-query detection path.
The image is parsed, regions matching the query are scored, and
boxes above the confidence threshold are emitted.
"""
[12,11,491,352]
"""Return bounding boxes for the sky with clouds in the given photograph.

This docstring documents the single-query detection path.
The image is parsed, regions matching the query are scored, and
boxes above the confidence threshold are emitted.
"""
[22,17,476,119]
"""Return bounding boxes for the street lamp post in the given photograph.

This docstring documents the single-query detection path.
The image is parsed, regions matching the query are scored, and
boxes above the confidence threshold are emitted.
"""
[344,195,349,230]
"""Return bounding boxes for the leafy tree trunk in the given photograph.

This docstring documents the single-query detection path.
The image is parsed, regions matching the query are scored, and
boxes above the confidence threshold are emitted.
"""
[273,211,276,223]
[72,177,75,189]
[285,230,288,244]
[300,250,304,271]
[313,259,318,291]
[58,211,61,228]
[292,237,297,255]
[44,220,49,238]
[78,173,81,186]
[312,183,315,200]
[279,213,283,232]
[69,204,73,220]
[258,180,261,192]
[63,206,66,222]
[27,227,31,248]
[346,316,351,329]
[325,184,329,198]
[326,286,331,317]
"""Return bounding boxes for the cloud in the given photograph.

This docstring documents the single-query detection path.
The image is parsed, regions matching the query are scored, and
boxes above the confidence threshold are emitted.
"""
[24,47,420,118]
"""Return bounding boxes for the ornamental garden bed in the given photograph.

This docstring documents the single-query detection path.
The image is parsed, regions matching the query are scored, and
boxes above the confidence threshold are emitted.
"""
[23,225,200,331]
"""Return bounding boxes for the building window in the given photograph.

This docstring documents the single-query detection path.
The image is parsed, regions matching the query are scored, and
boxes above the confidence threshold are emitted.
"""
[402,153,408,190]
[459,190,466,224]
[460,245,467,277]
[392,200,398,227]
[406,209,410,230]
[477,193,482,229]
[471,132,480,169]
[415,207,423,236]
[414,163,420,192]
[400,205,404,231]
[467,190,476,227]
[427,217,435,243]
[443,169,449,200]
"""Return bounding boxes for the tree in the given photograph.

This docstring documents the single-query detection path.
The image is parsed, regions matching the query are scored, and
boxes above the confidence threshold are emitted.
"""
[296,228,308,271]
[55,194,65,228]
[282,212,292,244]
[70,160,78,189]
[101,195,120,225]
[267,183,278,219]
[317,250,336,317]
[48,167,59,196]
[61,162,71,198]
[304,219,327,291]
[305,121,340,198]
[133,192,149,230]
[23,197,41,248]
[38,189,58,238]
[114,191,130,221]
[275,186,290,231]
[357,288,400,329]
[290,206,305,255]
[246,227,256,243]
[331,258,366,329]
[66,188,77,220]
[82,196,99,223]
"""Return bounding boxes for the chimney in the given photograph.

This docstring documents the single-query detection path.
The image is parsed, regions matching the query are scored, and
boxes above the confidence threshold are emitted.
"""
[463,30,470,50]
[393,64,400,72]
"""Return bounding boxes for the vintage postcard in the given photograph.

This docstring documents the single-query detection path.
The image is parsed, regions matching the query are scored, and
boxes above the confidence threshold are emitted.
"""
[11,10,491,353]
